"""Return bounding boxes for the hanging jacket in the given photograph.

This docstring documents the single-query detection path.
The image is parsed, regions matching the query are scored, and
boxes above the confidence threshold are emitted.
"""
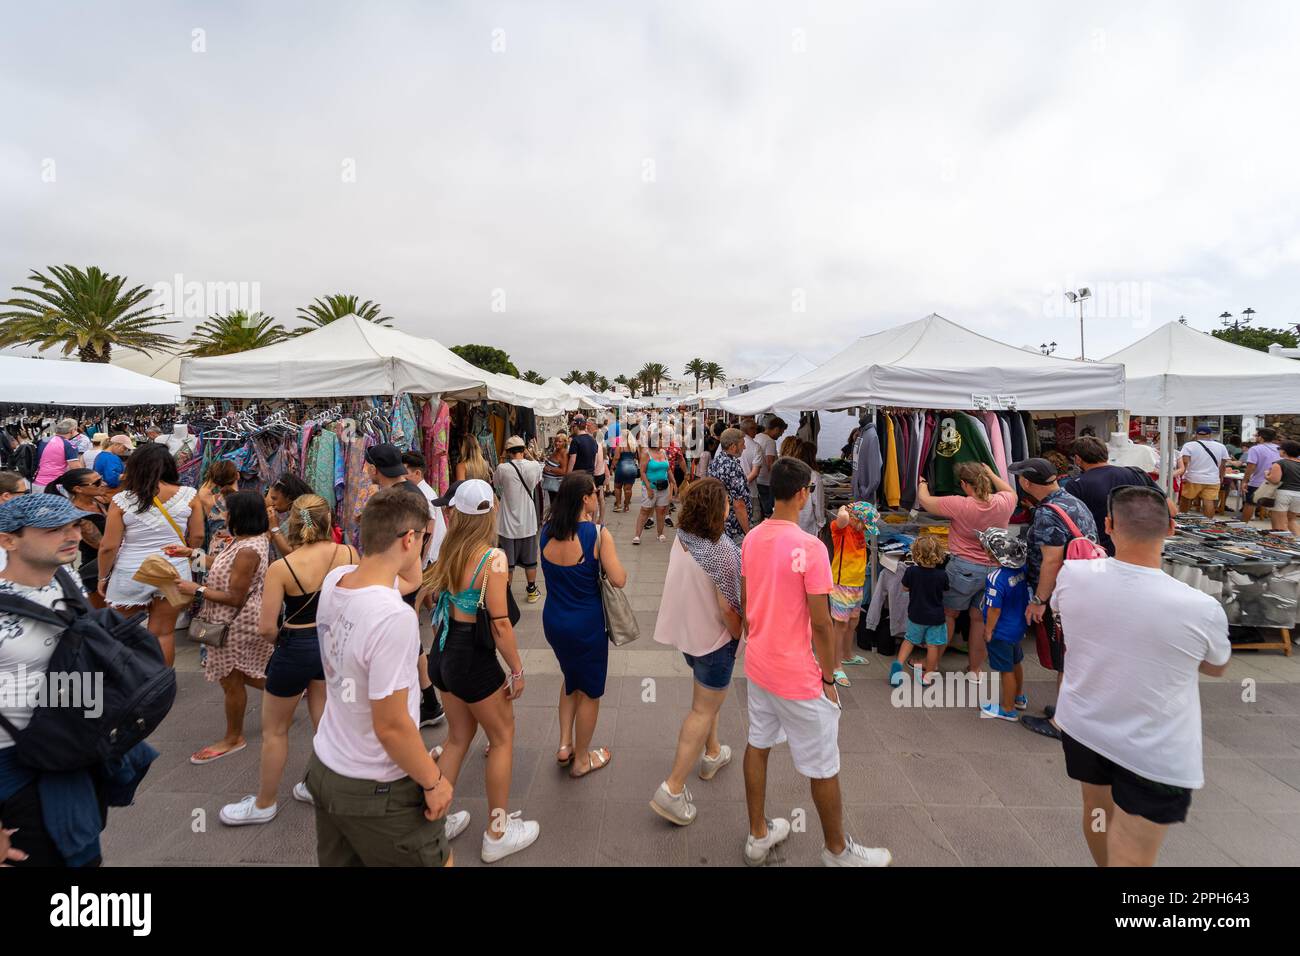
[931,412,999,494]
[883,415,901,507]
[851,422,882,502]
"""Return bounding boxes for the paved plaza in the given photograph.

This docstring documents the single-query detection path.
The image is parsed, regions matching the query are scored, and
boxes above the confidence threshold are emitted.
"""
[105,505,1300,867]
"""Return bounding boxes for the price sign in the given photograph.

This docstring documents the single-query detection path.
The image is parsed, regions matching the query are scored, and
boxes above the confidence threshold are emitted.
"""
[971,394,993,410]
[996,394,1018,411]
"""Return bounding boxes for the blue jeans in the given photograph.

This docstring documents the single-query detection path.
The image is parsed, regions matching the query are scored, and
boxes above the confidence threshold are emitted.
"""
[682,639,739,690]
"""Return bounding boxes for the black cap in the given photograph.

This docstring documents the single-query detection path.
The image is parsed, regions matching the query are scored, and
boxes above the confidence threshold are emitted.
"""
[430,479,464,508]
[1007,458,1057,484]
[364,443,408,478]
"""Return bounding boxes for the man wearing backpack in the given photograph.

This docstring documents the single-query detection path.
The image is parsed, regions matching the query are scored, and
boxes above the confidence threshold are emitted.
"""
[1008,458,1099,740]
[0,494,162,866]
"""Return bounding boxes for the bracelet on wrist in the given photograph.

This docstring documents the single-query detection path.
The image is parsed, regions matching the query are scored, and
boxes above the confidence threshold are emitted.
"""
[822,676,835,686]
[421,771,443,792]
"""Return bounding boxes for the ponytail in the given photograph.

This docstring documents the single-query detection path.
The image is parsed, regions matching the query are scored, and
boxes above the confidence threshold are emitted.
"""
[287,493,332,547]
[955,462,993,501]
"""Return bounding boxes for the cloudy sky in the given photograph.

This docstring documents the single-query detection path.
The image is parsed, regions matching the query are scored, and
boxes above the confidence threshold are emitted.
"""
[3,1,1299,380]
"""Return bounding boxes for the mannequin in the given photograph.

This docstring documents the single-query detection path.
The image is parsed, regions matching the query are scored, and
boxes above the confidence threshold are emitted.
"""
[851,410,882,502]
[166,423,196,459]
[1107,431,1158,472]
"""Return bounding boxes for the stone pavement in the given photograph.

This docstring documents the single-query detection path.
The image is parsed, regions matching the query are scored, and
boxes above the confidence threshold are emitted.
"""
[105,502,1300,867]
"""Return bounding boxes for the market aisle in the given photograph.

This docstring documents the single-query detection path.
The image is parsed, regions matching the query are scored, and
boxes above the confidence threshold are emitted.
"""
[107,497,1300,867]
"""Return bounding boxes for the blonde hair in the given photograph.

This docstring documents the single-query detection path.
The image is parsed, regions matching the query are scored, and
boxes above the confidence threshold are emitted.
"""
[459,435,492,481]
[779,436,802,458]
[955,462,993,501]
[911,535,946,568]
[287,493,332,547]
[420,506,499,606]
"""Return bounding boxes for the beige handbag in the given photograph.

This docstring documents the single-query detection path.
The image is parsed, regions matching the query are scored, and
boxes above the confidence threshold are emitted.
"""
[593,524,639,647]
[1256,478,1281,508]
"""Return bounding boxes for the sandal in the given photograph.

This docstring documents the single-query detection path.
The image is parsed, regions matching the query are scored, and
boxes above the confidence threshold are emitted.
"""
[841,655,868,666]
[190,741,247,765]
[556,744,574,767]
[833,670,851,688]
[570,747,612,778]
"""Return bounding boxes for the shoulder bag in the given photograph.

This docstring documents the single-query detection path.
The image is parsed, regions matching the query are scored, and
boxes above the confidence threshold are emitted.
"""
[593,524,639,646]
[470,548,521,651]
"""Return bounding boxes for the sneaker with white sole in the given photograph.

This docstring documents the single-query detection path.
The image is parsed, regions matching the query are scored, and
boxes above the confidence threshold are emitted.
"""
[822,836,892,867]
[1014,694,1029,710]
[481,812,540,863]
[649,783,696,825]
[980,702,1019,721]
[744,817,791,866]
[219,795,278,827]
[292,781,314,805]
[445,810,471,840]
[699,744,732,780]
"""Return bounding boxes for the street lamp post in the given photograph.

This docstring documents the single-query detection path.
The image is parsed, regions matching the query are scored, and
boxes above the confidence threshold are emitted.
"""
[1065,288,1092,359]
[1039,341,1057,356]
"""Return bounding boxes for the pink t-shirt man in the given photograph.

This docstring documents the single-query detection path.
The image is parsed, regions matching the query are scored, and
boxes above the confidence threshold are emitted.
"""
[35,436,79,486]
[926,490,1016,564]
[741,519,833,700]
[313,566,422,782]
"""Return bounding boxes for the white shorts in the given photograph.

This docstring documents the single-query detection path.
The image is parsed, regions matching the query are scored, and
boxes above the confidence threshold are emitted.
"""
[640,486,670,509]
[1274,489,1300,513]
[746,680,841,779]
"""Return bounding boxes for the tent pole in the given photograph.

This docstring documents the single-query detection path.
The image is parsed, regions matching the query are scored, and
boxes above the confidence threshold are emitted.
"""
[1158,416,1173,495]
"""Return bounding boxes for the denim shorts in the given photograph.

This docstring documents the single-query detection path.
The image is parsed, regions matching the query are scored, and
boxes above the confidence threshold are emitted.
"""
[905,621,948,646]
[944,555,996,610]
[265,628,325,698]
[682,639,739,690]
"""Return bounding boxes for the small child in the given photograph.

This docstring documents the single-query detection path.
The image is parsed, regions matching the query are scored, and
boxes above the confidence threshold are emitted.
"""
[829,501,878,687]
[976,527,1030,721]
[889,536,949,687]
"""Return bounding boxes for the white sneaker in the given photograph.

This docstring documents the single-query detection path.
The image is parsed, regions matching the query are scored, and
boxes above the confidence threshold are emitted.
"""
[649,782,697,825]
[699,744,732,780]
[445,810,471,840]
[481,812,540,863]
[219,795,278,827]
[292,781,314,805]
[822,836,892,867]
[744,817,791,866]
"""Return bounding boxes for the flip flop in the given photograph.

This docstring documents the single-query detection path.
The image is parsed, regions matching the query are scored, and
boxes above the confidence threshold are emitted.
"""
[190,742,247,765]
[570,747,612,778]
[841,655,868,666]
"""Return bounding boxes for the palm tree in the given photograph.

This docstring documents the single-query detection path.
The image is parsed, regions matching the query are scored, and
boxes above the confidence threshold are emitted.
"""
[521,370,545,384]
[564,370,584,384]
[185,311,294,357]
[0,265,177,363]
[638,362,668,395]
[702,361,725,388]
[582,370,600,390]
[625,375,641,398]
[296,294,393,328]
[684,358,706,393]
[596,375,609,393]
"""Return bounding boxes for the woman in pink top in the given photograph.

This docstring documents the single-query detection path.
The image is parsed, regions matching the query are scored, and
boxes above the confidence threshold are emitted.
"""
[649,478,742,827]
[915,462,1017,678]
[33,418,83,492]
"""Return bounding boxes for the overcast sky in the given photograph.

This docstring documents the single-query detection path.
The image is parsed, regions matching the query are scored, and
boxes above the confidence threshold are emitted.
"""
[3,1,1299,380]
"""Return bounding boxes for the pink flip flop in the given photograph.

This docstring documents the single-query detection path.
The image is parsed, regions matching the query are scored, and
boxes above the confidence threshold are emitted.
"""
[190,742,247,765]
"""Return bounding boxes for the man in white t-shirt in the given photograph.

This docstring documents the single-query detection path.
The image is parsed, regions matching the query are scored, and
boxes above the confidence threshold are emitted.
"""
[401,451,447,566]
[1174,425,1229,519]
[492,436,544,603]
[754,416,786,520]
[1052,485,1231,867]
[305,487,457,867]
[739,420,763,523]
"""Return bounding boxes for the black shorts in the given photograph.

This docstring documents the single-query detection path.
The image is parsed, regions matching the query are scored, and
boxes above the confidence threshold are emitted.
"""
[1245,485,1258,505]
[1061,731,1192,825]
[593,472,607,488]
[429,620,506,704]
[265,628,325,698]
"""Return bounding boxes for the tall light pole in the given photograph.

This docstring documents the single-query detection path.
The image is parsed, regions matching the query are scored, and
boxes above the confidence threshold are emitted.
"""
[1040,341,1057,356]
[1065,288,1091,359]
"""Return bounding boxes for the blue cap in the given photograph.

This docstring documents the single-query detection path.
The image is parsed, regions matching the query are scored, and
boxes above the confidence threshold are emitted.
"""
[0,495,95,533]
[1195,425,1212,434]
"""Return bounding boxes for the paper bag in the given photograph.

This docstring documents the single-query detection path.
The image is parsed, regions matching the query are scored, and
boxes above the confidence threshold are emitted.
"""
[133,553,193,608]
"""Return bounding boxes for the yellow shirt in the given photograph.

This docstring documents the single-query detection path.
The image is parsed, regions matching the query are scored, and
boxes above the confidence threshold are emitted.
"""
[883,415,901,507]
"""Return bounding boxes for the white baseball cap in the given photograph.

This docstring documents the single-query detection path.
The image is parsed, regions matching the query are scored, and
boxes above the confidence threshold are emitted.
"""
[441,478,494,515]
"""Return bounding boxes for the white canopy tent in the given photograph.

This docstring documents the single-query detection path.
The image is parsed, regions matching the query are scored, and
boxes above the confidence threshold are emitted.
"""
[112,350,182,385]
[1103,321,1300,415]
[727,354,855,460]
[739,354,818,393]
[542,377,603,411]
[1103,320,1300,491]
[180,315,577,415]
[0,355,180,407]
[721,313,1126,415]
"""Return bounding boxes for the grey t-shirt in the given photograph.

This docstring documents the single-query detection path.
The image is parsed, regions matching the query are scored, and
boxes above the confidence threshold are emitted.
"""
[494,459,543,539]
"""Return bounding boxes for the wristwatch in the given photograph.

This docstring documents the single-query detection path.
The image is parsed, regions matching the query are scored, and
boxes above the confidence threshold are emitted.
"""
[196,585,207,598]
[1029,594,1046,606]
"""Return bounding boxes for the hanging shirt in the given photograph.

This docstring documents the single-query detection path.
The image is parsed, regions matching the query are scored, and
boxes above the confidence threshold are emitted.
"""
[882,416,901,507]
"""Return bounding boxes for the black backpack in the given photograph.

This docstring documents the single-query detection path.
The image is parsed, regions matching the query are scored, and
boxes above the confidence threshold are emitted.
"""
[0,568,177,772]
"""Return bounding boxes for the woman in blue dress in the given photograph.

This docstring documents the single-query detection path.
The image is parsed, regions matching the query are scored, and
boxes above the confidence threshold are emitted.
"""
[541,472,628,777]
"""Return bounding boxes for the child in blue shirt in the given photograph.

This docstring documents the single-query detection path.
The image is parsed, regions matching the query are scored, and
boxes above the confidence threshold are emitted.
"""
[976,528,1029,721]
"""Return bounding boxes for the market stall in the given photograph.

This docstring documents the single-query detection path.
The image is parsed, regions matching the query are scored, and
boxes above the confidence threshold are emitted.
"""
[727,354,857,460]
[1102,320,1300,491]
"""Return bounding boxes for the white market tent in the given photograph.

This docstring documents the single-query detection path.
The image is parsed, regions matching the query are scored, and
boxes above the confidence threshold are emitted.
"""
[739,354,818,392]
[113,349,182,385]
[180,315,577,415]
[1102,320,1300,415]
[1102,320,1300,491]
[542,377,603,411]
[727,354,855,459]
[0,355,180,407]
[721,313,1126,415]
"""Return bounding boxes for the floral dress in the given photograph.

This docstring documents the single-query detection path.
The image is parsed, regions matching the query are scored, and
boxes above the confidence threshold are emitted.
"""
[199,535,271,683]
